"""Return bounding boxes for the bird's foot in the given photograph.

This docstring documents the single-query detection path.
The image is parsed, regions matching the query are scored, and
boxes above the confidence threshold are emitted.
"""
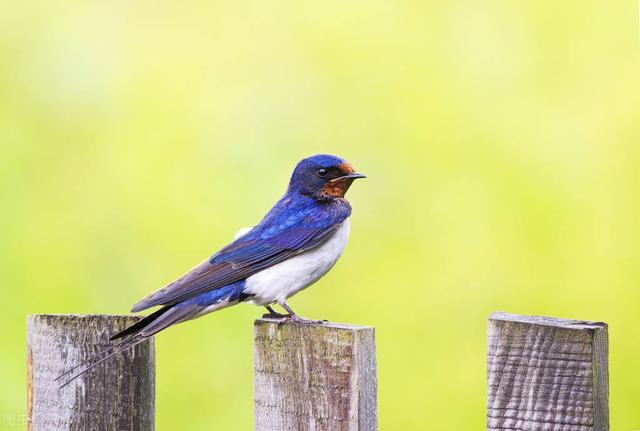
[274,302,328,325]
[262,305,290,320]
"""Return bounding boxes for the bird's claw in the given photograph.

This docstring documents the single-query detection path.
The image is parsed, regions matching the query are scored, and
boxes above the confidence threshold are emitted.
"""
[266,302,328,326]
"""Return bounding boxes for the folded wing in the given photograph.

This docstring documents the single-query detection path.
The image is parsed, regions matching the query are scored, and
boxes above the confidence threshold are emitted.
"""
[131,224,342,312]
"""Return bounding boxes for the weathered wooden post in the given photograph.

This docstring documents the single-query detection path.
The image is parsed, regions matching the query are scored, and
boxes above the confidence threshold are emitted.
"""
[27,314,155,431]
[253,318,377,431]
[487,312,609,431]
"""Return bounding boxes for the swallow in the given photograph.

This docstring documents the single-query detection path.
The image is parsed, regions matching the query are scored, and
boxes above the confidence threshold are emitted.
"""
[58,154,365,387]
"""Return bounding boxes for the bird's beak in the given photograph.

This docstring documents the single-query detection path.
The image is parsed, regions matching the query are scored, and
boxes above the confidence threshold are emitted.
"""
[331,173,367,182]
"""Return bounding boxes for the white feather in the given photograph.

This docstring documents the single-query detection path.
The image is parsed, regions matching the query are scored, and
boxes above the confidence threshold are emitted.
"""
[234,226,252,239]
[244,219,350,306]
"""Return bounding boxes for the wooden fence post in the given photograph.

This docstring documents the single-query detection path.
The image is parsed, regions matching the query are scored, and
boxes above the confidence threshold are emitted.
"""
[253,318,377,431]
[27,314,155,431]
[487,312,609,431]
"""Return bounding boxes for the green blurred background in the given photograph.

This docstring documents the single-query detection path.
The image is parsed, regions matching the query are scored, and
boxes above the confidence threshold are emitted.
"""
[2,0,639,429]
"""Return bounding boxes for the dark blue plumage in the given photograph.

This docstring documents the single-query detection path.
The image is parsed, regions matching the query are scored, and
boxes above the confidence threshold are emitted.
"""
[184,280,247,306]
[130,161,355,312]
[57,154,364,387]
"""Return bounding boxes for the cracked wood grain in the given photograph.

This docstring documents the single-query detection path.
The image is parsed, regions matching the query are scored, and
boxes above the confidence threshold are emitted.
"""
[487,312,609,431]
[254,318,377,431]
[27,314,155,431]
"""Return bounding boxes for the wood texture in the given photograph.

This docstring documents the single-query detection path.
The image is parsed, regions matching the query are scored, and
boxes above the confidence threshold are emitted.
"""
[27,314,155,431]
[487,312,609,431]
[254,318,377,431]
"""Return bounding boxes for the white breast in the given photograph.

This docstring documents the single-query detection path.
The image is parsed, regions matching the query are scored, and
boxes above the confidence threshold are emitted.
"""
[244,219,350,306]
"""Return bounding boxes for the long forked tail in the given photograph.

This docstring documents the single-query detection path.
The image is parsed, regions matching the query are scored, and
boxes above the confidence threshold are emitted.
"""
[56,283,245,388]
[56,334,149,388]
[56,303,204,388]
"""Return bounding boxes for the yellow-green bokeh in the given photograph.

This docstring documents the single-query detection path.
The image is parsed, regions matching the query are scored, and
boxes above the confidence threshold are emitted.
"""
[2,1,639,429]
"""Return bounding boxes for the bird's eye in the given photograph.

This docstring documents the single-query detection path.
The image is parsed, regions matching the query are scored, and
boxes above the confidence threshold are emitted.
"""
[316,168,328,177]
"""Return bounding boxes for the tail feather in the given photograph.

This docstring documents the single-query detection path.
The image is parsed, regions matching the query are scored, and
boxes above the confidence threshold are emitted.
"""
[58,335,148,388]
[57,286,245,388]
[139,303,203,336]
[57,303,206,388]
[54,335,134,382]
[110,305,173,340]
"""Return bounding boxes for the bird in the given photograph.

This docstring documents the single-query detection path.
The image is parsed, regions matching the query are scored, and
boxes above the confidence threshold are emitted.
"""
[57,154,365,387]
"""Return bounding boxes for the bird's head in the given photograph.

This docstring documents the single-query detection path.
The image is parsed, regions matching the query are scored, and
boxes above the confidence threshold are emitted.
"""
[288,154,366,200]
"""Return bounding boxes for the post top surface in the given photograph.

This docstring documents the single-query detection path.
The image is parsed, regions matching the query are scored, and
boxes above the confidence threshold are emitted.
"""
[490,311,607,330]
[255,317,374,332]
[29,314,136,318]
[27,314,141,324]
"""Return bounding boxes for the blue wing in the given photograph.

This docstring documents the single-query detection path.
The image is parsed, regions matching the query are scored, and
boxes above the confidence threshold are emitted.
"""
[131,197,351,312]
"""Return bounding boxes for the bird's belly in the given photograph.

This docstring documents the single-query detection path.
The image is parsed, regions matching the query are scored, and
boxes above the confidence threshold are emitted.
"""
[244,219,350,306]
